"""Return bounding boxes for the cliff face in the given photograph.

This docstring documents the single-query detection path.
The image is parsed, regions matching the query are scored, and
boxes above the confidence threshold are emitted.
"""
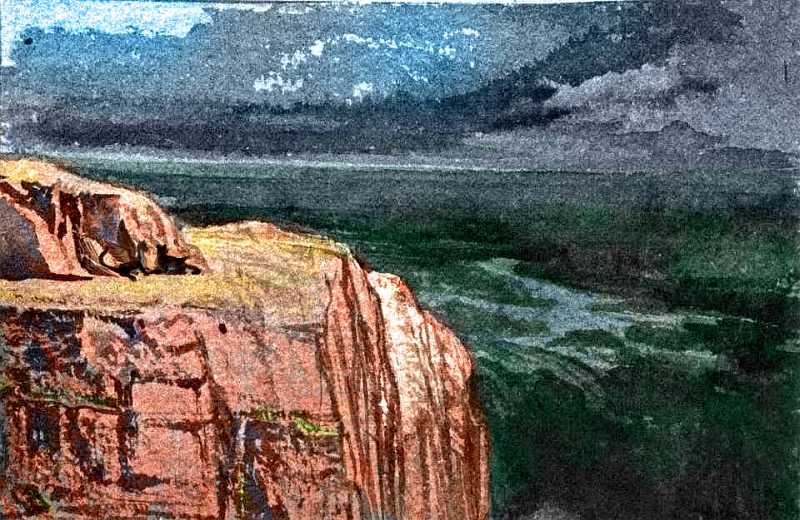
[0,160,489,519]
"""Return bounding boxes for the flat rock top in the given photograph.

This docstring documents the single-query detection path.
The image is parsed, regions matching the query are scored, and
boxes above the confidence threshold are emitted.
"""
[0,220,348,323]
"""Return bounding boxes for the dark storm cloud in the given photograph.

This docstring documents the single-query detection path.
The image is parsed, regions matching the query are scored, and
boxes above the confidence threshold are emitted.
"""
[534,0,800,154]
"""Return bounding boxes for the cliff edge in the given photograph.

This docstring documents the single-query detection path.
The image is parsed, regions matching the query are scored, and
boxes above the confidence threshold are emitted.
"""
[0,159,490,519]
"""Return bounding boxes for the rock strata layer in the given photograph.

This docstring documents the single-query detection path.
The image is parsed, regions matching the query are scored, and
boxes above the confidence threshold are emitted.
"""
[0,160,490,519]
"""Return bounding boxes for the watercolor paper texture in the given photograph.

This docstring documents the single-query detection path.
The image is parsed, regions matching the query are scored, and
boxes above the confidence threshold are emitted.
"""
[0,1,798,519]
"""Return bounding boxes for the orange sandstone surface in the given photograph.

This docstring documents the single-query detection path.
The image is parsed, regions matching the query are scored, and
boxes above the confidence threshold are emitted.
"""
[0,159,490,519]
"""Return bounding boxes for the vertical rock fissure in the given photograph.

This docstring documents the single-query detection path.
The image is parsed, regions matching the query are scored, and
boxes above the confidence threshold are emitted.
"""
[350,263,404,520]
[193,328,242,520]
[319,258,406,519]
[320,273,364,505]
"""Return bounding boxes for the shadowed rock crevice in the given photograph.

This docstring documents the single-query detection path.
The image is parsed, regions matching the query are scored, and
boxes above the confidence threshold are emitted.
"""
[0,201,50,280]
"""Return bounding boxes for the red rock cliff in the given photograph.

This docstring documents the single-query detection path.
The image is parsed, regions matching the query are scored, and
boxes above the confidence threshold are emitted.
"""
[0,160,490,519]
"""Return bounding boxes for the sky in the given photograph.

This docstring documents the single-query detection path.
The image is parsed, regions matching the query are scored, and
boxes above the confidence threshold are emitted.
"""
[3,0,606,101]
[1,0,798,170]
[1,0,637,67]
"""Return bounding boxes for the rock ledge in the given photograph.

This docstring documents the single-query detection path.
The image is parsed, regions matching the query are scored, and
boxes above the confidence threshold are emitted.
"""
[0,159,206,280]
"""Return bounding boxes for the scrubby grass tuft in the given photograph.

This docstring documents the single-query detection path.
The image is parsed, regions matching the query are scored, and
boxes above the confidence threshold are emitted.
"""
[291,414,339,438]
[249,405,279,423]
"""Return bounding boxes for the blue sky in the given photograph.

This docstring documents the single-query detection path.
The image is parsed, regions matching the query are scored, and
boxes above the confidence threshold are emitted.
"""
[2,1,211,67]
[1,0,634,66]
[4,1,613,104]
